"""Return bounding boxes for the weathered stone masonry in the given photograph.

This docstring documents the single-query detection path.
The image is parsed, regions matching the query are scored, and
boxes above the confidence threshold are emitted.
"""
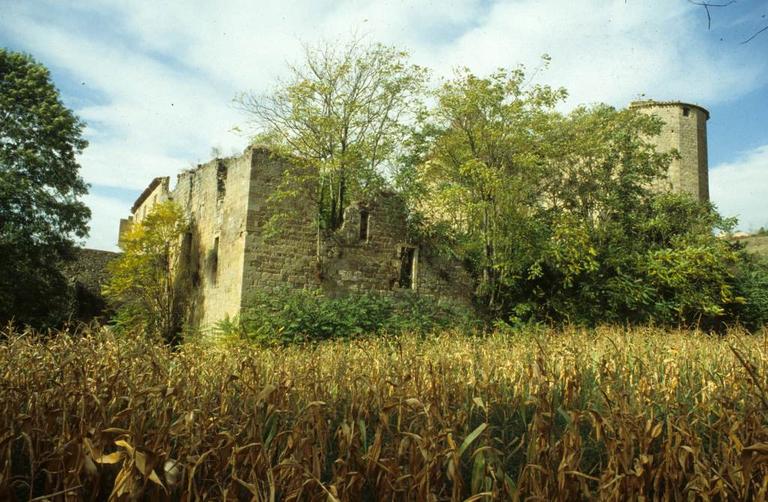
[120,100,709,329]
[120,147,472,328]
[630,101,709,202]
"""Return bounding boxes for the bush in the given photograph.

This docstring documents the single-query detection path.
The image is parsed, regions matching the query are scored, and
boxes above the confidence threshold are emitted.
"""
[733,254,768,330]
[216,289,478,344]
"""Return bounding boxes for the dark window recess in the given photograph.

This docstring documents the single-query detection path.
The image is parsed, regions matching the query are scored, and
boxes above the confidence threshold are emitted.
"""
[182,231,192,263]
[398,246,416,289]
[182,231,197,286]
[683,107,690,117]
[210,237,219,284]
[359,209,370,241]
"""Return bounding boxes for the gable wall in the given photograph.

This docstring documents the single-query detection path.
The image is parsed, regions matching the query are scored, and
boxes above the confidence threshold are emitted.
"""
[172,152,253,328]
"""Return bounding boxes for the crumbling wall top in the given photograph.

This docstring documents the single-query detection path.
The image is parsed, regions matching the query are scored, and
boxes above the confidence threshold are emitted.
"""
[629,100,710,120]
[131,176,170,214]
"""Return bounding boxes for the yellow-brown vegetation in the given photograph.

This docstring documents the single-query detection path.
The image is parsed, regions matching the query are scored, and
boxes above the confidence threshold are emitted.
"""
[1,326,767,500]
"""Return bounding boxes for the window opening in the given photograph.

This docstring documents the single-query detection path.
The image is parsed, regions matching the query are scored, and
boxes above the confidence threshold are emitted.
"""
[682,107,690,117]
[398,246,416,289]
[359,209,370,241]
[210,237,219,284]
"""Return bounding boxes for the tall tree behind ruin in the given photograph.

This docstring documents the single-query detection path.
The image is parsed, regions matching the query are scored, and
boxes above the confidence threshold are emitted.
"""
[408,63,566,312]
[236,39,428,261]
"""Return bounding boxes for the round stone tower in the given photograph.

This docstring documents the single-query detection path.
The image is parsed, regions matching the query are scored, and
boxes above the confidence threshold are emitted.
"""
[629,100,709,202]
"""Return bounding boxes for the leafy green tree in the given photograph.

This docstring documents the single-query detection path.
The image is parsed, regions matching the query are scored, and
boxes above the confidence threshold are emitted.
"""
[236,39,428,262]
[0,49,90,328]
[407,63,745,327]
[533,193,742,326]
[407,62,566,311]
[502,105,742,327]
[521,104,675,322]
[104,201,188,344]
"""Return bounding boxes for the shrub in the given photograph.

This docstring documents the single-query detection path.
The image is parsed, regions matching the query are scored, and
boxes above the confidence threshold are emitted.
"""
[733,254,768,330]
[103,201,189,344]
[216,288,477,344]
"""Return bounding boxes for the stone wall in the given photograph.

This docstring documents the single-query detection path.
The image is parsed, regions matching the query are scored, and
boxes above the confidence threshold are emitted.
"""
[630,101,709,202]
[132,177,171,223]
[125,146,474,330]
[237,148,473,318]
[322,195,473,304]
[61,248,120,322]
[172,152,253,328]
[240,149,318,301]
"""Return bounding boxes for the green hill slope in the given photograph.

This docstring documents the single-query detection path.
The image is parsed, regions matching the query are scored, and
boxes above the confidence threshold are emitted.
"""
[739,235,768,257]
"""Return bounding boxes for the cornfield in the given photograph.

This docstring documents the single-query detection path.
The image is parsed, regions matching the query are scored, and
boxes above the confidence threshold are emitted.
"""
[1,325,767,501]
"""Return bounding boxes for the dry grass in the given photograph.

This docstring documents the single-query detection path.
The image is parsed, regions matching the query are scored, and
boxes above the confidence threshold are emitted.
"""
[1,325,768,500]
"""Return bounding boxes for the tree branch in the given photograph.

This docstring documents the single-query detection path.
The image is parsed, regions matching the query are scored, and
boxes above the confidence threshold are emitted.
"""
[741,24,768,44]
[687,0,735,30]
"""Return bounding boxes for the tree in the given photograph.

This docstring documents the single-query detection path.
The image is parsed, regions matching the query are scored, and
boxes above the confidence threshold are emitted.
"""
[103,201,188,344]
[408,62,566,311]
[236,39,428,262]
[406,62,745,327]
[509,105,749,327]
[0,49,90,328]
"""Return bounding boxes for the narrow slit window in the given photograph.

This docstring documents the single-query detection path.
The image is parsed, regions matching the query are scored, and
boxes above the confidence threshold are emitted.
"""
[359,209,370,241]
[683,107,690,117]
[398,246,416,289]
[210,237,219,284]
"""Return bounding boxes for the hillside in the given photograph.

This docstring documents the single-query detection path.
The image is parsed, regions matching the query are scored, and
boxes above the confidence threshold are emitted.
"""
[738,235,768,257]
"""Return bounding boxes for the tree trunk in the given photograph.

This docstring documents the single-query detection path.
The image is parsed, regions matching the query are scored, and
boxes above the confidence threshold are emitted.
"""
[483,203,496,309]
[334,172,346,230]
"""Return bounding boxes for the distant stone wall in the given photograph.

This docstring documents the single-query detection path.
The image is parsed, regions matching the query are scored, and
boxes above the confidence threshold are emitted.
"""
[61,248,120,322]
[132,177,171,222]
[739,235,768,258]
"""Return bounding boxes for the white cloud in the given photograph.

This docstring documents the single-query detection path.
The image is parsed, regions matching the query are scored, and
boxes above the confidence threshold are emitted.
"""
[429,1,762,107]
[2,0,766,249]
[711,145,768,232]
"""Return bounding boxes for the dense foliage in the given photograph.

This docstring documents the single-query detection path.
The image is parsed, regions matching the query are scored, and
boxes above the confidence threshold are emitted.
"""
[103,201,188,344]
[3,325,768,500]
[400,62,765,328]
[217,288,477,344]
[0,49,90,328]
[236,39,427,262]
[733,253,768,329]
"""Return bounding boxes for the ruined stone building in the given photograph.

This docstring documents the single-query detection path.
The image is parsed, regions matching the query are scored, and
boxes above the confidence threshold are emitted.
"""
[120,148,472,328]
[119,100,709,329]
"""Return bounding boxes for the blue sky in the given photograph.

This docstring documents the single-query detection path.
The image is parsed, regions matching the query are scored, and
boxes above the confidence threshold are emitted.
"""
[2,0,767,250]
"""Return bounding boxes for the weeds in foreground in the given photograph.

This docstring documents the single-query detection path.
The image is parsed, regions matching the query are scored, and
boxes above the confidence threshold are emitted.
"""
[1,325,767,500]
